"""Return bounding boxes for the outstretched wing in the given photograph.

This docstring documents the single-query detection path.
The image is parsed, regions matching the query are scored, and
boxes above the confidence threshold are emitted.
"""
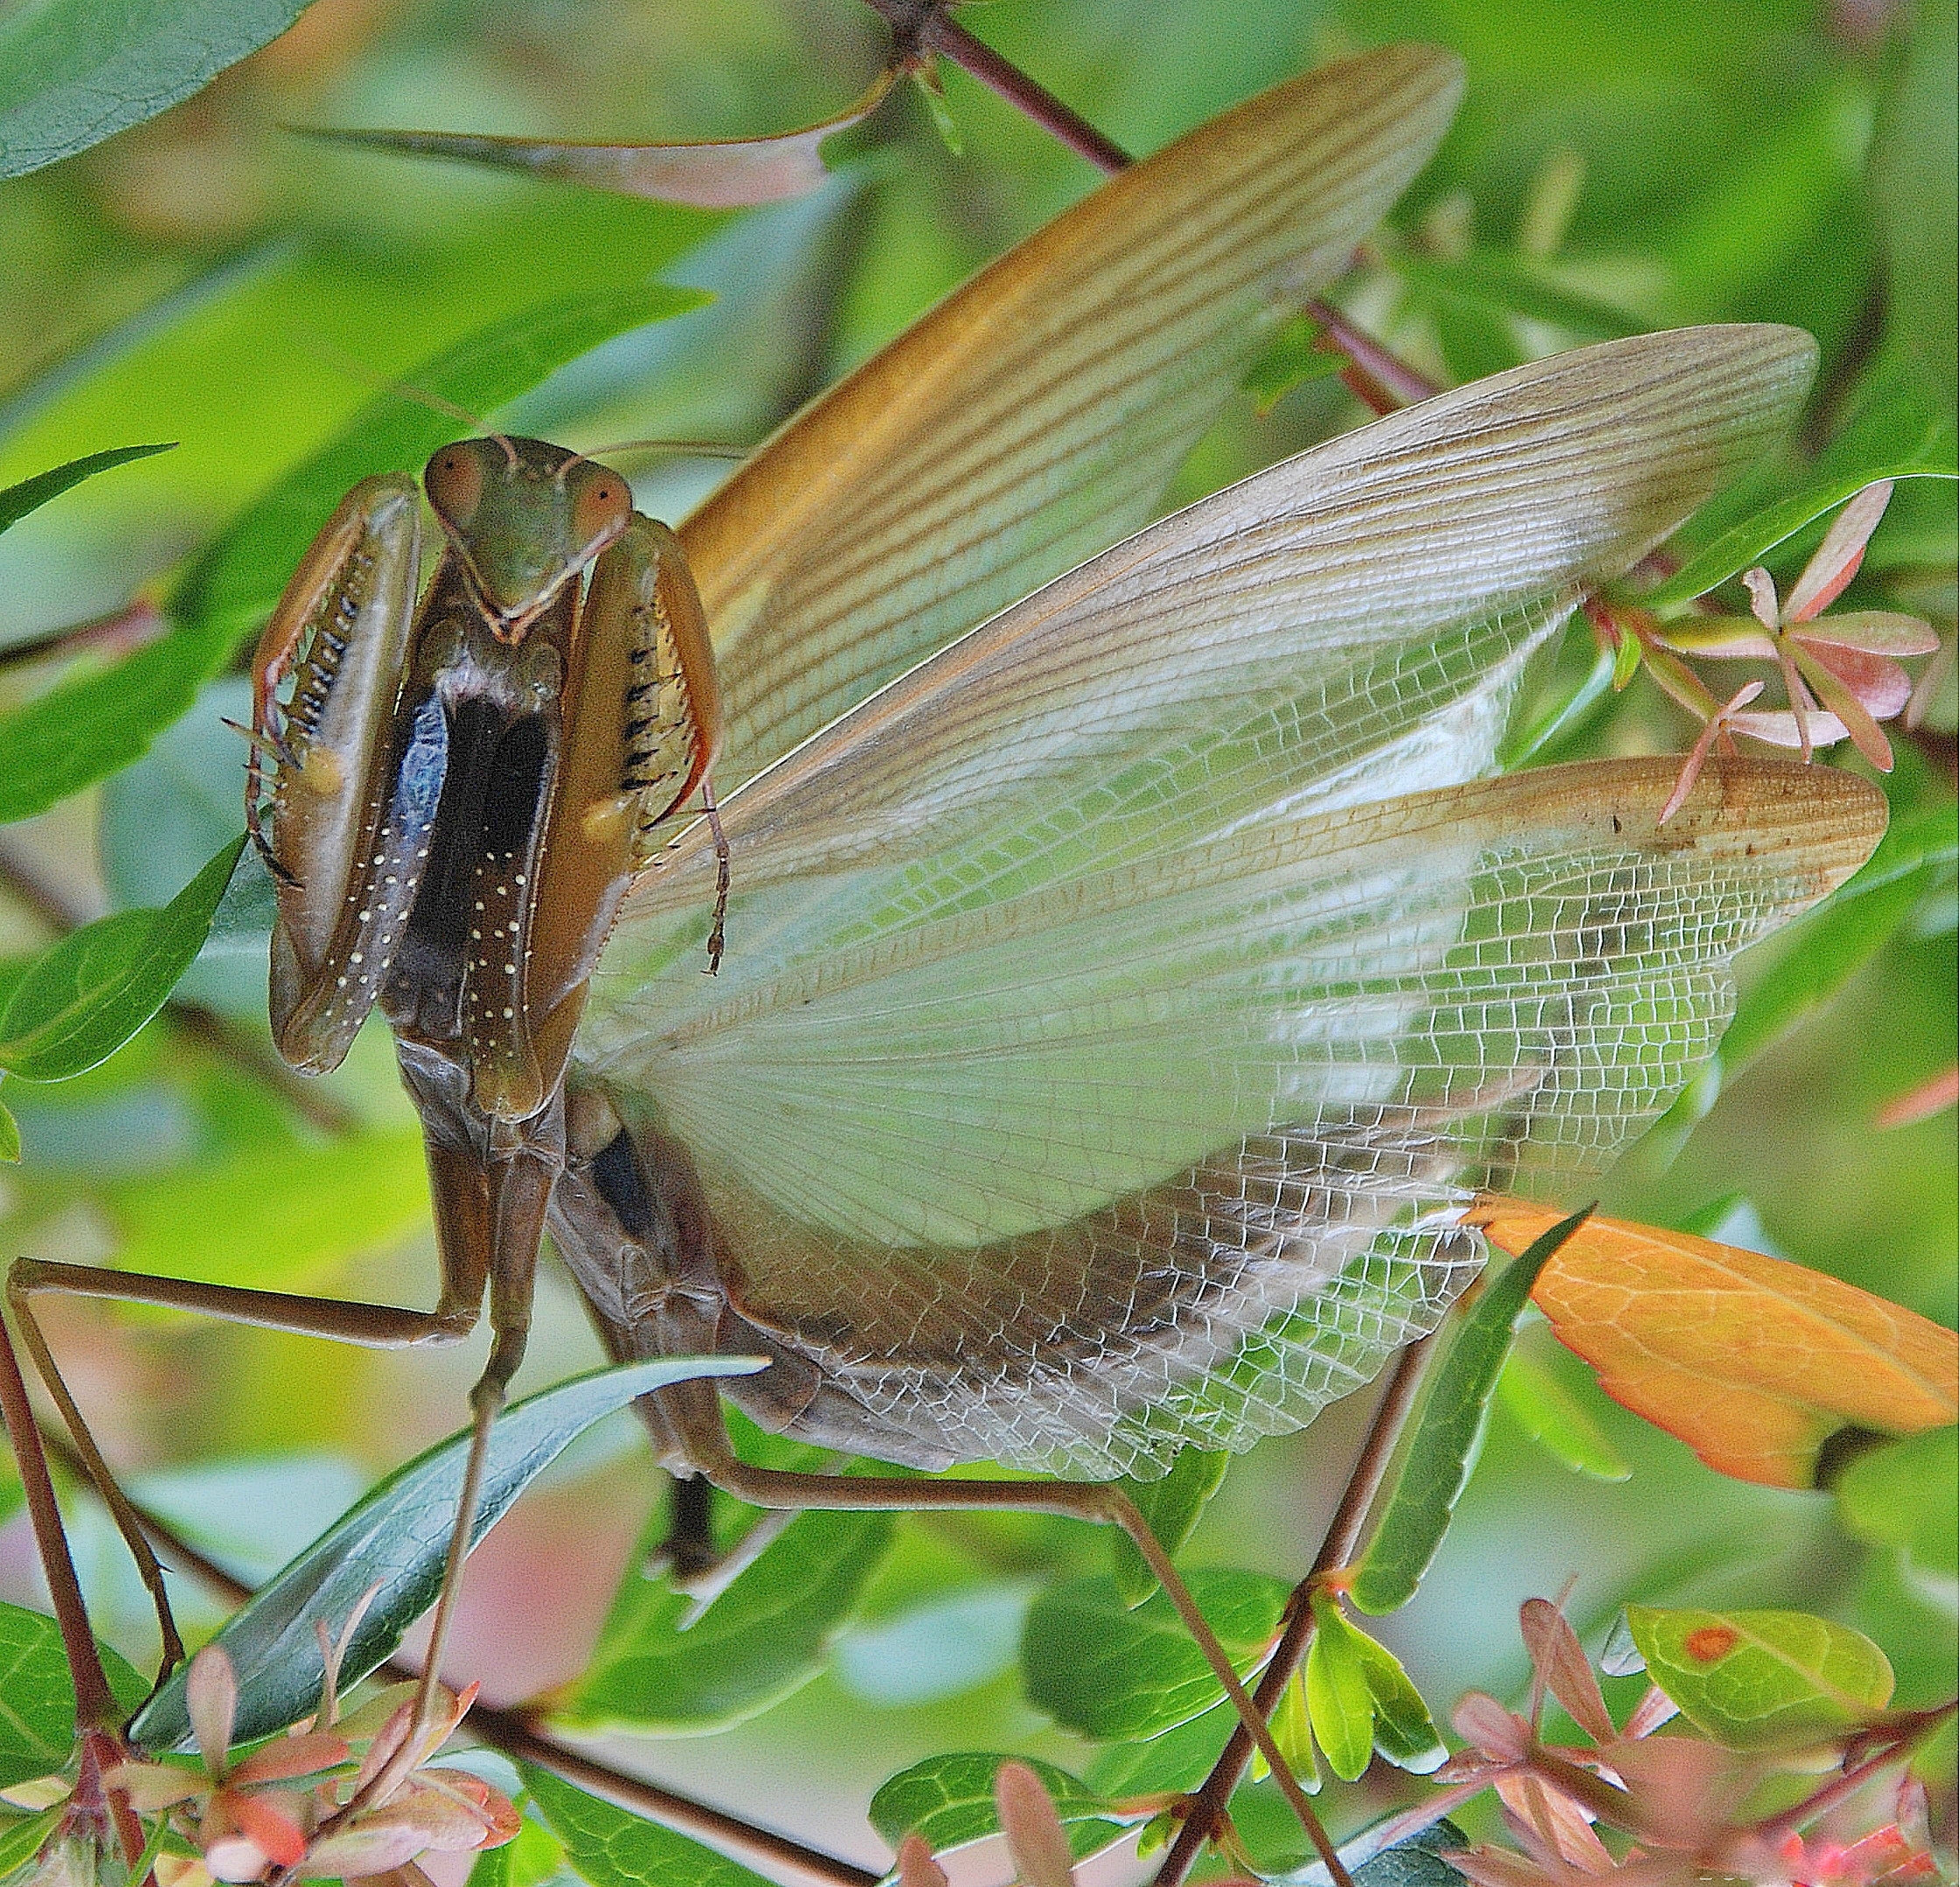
[596,328,1816,970]
[579,760,1882,1478]
[568,328,1876,1477]
[675,44,1465,794]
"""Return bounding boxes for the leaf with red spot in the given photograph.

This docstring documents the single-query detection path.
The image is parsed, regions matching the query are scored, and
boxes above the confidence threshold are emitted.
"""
[1624,1606,1893,1751]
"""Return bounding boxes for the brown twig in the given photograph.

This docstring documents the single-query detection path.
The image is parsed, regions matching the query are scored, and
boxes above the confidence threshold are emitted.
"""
[858,0,1438,415]
[1154,1336,1437,1887]
[33,1426,879,1887]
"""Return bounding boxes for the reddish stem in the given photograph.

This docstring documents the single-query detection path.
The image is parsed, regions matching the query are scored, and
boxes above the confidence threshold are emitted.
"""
[865,0,1433,415]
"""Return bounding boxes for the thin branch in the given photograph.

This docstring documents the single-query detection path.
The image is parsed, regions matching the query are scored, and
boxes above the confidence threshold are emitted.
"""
[860,0,1436,415]
[35,1428,880,1887]
[1154,1336,1437,1887]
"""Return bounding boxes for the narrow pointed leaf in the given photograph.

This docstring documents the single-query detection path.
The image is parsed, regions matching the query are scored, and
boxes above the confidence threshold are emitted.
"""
[1643,462,1958,612]
[1625,1605,1893,1750]
[130,1355,762,1753]
[0,0,308,177]
[1481,1204,1959,1488]
[0,836,244,1082]
[1390,251,1645,340]
[869,1755,1129,1862]
[521,1768,773,1887]
[311,67,899,208]
[1111,1447,1229,1606]
[1495,1348,1631,1482]
[0,443,175,536]
[1349,1211,1592,1615]
[1022,1571,1288,1740]
[0,1604,148,1788]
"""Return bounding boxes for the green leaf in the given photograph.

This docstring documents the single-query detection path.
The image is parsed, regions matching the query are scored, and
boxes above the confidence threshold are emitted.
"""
[1242,314,1343,413]
[469,1809,565,1887]
[1304,1593,1374,1782]
[912,68,964,159]
[1495,1345,1631,1482]
[1626,1605,1894,1750]
[1348,1628,1447,1773]
[0,285,705,826]
[1110,1447,1229,1606]
[868,1754,1129,1861]
[103,1128,431,1291]
[1350,1208,1593,1614]
[1266,1667,1320,1792]
[1083,1702,1233,1796]
[522,1767,773,1887]
[0,1602,148,1788]
[1866,0,1958,413]
[1834,1426,1958,1579]
[566,1502,893,1733]
[0,1807,63,1877]
[98,680,276,1018]
[0,1,313,177]
[0,836,244,1082]
[1394,251,1645,341]
[130,1354,763,1754]
[1349,1820,1473,1887]
[1643,460,1958,612]
[1718,802,1957,1075]
[0,443,175,535]
[0,1098,17,1165]
[1022,1569,1288,1742]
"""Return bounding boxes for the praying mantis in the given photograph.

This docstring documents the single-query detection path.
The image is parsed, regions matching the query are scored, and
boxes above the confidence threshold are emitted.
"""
[4,41,1887,1836]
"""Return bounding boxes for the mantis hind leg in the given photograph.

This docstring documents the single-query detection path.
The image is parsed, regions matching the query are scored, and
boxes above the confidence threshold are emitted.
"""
[648,1381,1337,1865]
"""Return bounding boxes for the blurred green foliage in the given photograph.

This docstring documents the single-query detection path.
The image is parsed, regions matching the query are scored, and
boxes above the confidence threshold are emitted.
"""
[0,0,1949,1875]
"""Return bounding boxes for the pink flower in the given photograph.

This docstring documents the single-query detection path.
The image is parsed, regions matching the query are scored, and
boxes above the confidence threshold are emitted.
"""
[1654,481,1938,770]
[105,1645,517,1886]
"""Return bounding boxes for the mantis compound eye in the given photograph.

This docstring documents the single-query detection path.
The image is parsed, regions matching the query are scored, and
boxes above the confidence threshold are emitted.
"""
[425,441,488,531]
[570,464,633,550]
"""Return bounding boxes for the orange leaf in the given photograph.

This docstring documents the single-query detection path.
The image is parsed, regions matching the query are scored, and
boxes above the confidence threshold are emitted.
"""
[1470,1198,1958,1488]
